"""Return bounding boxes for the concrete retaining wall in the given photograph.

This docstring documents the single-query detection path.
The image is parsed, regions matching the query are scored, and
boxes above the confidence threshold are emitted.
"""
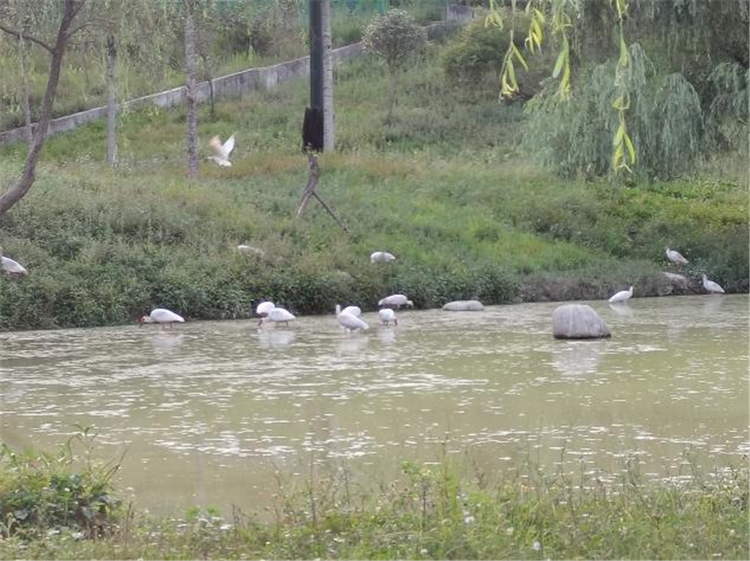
[0,19,461,147]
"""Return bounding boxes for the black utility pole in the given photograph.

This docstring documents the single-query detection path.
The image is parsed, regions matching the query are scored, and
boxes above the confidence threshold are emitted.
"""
[303,0,325,152]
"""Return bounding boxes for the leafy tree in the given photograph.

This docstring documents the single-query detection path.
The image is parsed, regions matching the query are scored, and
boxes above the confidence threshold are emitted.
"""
[362,8,427,122]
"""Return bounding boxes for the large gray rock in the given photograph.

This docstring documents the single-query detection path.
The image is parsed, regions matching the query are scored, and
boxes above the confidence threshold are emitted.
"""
[552,304,611,339]
[442,300,484,311]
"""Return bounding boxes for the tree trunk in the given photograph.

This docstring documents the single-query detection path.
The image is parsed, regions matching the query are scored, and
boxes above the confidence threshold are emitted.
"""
[184,4,199,179]
[0,0,81,218]
[322,0,334,152]
[16,3,33,148]
[387,69,397,124]
[106,33,117,167]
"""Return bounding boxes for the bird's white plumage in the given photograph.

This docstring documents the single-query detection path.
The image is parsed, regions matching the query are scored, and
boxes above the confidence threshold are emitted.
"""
[1,256,27,275]
[260,307,296,325]
[336,304,368,332]
[143,308,185,324]
[370,251,396,263]
[702,274,725,294]
[378,294,413,308]
[256,301,275,316]
[608,286,634,304]
[341,305,361,317]
[208,134,236,166]
[665,247,688,265]
[378,308,397,325]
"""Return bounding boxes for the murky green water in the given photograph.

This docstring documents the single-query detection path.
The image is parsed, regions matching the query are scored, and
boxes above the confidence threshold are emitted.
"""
[1,295,747,515]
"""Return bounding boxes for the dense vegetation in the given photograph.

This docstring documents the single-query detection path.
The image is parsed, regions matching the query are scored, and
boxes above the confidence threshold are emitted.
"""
[1,436,747,560]
[0,35,747,330]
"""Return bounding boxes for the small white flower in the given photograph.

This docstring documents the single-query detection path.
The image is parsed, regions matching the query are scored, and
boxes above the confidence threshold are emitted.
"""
[506,527,514,536]
[420,549,428,556]
[220,524,232,531]
[464,515,475,524]
[71,532,85,541]
[532,541,541,551]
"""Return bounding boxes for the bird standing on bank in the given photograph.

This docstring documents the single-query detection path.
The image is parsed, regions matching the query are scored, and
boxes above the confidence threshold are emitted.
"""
[702,274,725,294]
[665,247,689,266]
[378,294,413,309]
[370,251,396,263]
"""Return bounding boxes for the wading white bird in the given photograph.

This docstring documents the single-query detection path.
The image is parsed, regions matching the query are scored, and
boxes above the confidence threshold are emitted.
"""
[608,286,634,304]
[370,251,396,263]
[208,133,236,167]
[340,305,361,317]
[378,294,413,309]
[702,274,725,294]
[336,304,368,332]
[259,307,296,327]
[1,255,27,276]
[665,247,688,266]
[378,308,397,325]
[255,301,275,316]
[139,308,185,328]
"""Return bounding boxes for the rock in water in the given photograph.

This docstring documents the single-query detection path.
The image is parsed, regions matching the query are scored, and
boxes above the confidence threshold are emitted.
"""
[552,304,611,339]
[442,300,484,311]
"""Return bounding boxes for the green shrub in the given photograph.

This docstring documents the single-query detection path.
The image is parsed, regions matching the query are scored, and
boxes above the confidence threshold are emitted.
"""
[0,429,120,539]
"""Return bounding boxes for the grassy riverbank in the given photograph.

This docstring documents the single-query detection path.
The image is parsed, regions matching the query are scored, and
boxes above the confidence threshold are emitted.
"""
[0,44,747,330]
[1,437,748,560]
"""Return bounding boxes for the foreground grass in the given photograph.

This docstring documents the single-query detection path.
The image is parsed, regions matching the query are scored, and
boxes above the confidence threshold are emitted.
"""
[1,437,748,560]
[0,43,747,330]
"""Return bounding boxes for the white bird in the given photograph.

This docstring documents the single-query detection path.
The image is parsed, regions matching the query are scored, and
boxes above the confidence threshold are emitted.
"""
[370,251,396,263]
[665,247,688,266]
[259,307,296,327]
[608,286,634,304]
[255,301,275,316]
[378,308,397,325]
[238,244,264,257]
[702,274,725,294]
[378,294,413,309]
[139,308,185,328]
[208,134,236,167]
[340,305,361,317]
[336,304,368,332]
[1,255,27,276]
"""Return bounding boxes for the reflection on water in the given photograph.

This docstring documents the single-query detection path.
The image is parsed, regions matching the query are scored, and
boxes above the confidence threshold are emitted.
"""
[608,303,634,316]
[550,341,604,376]
[1,295,747,515]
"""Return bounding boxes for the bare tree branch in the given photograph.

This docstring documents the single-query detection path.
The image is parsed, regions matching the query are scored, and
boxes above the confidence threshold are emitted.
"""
[0,21,54,53]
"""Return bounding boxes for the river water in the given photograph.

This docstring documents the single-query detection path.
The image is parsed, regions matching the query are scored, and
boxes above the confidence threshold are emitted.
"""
[1,295,747,515]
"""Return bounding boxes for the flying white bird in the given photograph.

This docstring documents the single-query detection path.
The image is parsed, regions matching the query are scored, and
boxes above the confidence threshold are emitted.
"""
[665,247,688,266]
[259,307,296,327]
[608,286,634,304]
[255,301,275,316]
[208,134,235,167]
[1,255,27,276]
[340,305,361,317]
[378,308,397,325]
[378,294,413,309]
[336,304,368,332]
[702,274,725,294]
[370,251,396,263]
[139,308,185,328]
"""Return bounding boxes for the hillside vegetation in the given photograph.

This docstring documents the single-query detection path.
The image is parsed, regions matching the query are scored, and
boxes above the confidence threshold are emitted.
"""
[0,43,747,330]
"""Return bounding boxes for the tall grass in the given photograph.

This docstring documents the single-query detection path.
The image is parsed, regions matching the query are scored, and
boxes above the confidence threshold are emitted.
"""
[0,438,747,560]
[0,43,747,330]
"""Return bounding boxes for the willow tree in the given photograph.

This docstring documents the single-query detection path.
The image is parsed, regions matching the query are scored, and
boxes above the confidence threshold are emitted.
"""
[487,0,749,179]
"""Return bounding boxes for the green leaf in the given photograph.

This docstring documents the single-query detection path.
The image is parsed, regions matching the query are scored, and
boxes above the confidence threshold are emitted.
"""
[613,123,625,147]
[552,49,566,78]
